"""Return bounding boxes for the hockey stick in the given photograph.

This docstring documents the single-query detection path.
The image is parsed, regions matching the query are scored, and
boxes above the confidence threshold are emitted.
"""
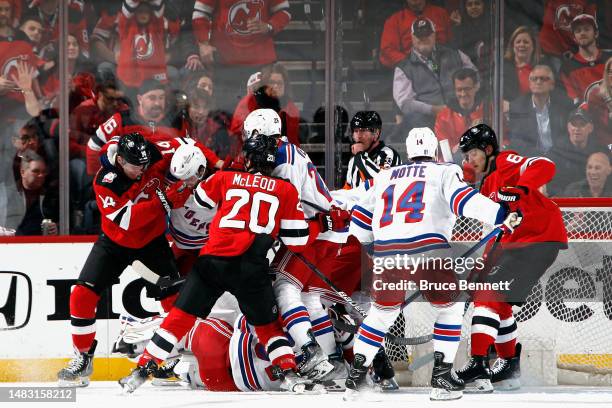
[131,261,186,289]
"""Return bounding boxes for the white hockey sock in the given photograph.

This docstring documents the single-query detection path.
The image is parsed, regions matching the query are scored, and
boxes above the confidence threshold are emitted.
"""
[432,302,463,363]
[274,279,312,348]
[303,292,336,356]
[353,303,400,366]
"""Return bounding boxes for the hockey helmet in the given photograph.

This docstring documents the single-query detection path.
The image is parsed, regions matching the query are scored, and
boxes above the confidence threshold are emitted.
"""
[117,132,150,166]
[242,108,282,141]
[350,111,382,133]
[459,124,499,155]
[170,143,207,181]
[243,132,278,174]
[406,127,438,160]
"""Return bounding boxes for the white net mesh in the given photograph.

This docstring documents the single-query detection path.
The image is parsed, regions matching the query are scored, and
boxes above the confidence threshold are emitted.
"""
[386,199,612,382]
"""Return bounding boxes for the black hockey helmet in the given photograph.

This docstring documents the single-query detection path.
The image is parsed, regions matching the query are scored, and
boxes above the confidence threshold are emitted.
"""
[243,133,278,174]
[350,111,382,133]
[117,132,151,166]
[459,123,499,155]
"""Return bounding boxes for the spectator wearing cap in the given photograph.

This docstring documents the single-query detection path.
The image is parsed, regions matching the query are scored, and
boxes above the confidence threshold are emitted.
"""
[585,56,612,148]
[434,67,484,157]
[230,63,301,146]
[379,0,452,68]
[560,14,612,104]
[539,0,597,57]
[548,109,608,196]
[563,151,612,197]
[393,17,475,129]
[85,79,197,176]
[192,0,291,112]
[508,64,573,158]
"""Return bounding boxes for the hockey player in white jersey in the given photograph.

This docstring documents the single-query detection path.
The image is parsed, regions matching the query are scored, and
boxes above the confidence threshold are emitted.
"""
[344,128,522,401]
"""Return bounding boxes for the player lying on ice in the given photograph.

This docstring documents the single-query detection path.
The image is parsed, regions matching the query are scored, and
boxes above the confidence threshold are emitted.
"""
[118,129,349,393]
[343,127,523,401]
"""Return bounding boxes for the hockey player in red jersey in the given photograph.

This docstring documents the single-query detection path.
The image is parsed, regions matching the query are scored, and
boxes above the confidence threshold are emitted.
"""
[456,124,568,392]
[57,133,192,387]
[119,131,347,393]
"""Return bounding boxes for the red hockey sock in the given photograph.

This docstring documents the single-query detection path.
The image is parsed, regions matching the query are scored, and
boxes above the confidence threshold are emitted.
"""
[159,293,178,312]
[495,339,517,359]
[254,318,296,371]
[70,285,100,352]
[472,333,495,357]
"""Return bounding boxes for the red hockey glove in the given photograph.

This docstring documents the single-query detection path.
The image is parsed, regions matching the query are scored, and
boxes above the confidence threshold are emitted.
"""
[317,206,351,233]
[497,186,528,212]
[156,182,192,214]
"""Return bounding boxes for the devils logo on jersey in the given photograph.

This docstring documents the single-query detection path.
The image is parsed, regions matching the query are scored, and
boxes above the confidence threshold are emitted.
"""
[134,32,154,60]
[553,4,584,31]
[1,55,29,84]
[227,0,264,35]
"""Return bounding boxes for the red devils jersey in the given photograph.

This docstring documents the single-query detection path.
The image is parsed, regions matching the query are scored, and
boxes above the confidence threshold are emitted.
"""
[94,146,171,248]
[192,0,291,65]
[194,170,315,256]
[0,35,40,105]
[480,151,568,244]
[86,110,188,175]
[539,1,596,56]
[560,49,612,102]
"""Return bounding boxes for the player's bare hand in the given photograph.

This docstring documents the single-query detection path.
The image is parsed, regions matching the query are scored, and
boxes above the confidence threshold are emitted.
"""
[501,210,523,234]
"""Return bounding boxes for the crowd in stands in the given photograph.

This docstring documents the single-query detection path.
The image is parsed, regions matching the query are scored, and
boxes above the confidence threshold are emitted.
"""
[0,0,610,236]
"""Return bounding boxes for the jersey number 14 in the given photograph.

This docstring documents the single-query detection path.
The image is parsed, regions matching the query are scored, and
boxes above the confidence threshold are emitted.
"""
[380,181,425,227]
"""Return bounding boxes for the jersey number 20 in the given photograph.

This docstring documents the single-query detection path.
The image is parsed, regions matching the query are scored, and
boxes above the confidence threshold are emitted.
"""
[380,181,425,227]
[219,189,279,234]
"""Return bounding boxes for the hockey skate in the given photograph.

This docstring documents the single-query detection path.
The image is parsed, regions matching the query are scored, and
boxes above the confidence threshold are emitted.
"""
[151,358,181,386]
[456,354,493,393]
[272,366,325,394]
[118,360,158,393]
[430,352,464,401]
[370,348,399,391]
[491,343,521,391]
[57,340,98,387]
[343,354,369,401]
[297,339,334,380]
[317,356,348,391]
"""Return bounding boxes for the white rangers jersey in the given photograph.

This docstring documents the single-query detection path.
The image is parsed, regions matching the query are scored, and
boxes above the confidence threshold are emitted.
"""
[273,141,348,243]
[229,315,280,392]
[349,161,505,257]
[169,194,215,250]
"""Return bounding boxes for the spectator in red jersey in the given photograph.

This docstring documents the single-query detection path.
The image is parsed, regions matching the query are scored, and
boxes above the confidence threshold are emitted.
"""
[434,67,484,158]
[539,0,596,57]
[563,151,612,197]
[503,26,555,104]
[18,14,52,70]
[379,0,452,68]
[450,0,491,72]
[230,63,301,146]
[116,0,180,93]
[560,14,612,104]
[547,109,608,196]
[585,57,612,148]
[192,0,291,111]
[508,64,574,158]
[393,17,475,130]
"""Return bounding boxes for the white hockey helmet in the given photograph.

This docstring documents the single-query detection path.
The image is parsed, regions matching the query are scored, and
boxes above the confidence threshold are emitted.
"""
[170,143,207,180]
[242,108,282,141]
[406,127,438,160]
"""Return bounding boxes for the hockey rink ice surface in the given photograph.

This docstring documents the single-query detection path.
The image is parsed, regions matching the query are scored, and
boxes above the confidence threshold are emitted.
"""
[3,382,612,407]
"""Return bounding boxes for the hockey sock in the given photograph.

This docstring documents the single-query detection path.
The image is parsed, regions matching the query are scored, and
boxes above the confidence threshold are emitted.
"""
[353,302,400,366]
[274,279,313,348]
[70,284,100,352]
[495,305,517,359]
[470,303,500,356]
[433,302,463,363]
[254,318,296,371]
[159,292,178,313]
[302,292,336,356]
[140,307,196,366]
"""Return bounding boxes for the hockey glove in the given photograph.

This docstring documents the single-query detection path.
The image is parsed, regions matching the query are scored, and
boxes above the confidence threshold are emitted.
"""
[499,209,523,235]
[316,207,351,233]
[156,183,192,215]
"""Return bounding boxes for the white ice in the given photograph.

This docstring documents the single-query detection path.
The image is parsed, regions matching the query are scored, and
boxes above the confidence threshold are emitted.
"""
[3,382,612,408]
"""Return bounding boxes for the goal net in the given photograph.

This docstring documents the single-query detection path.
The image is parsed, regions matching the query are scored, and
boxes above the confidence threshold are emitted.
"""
[386,198,612,386]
